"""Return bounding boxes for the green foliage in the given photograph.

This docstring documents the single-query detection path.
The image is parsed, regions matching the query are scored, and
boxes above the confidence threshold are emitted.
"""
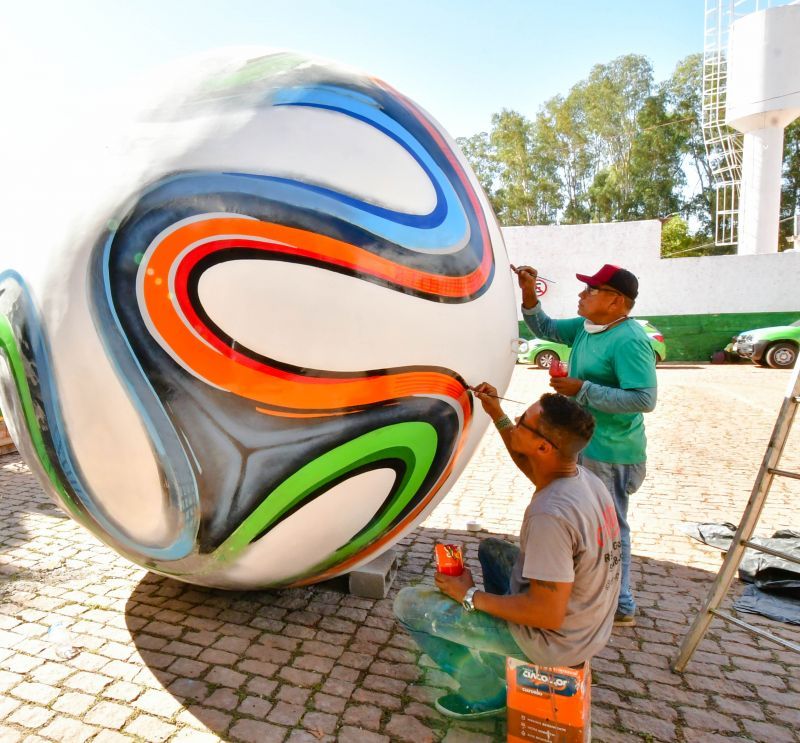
[456,51,800,250]
[780,119,800,250]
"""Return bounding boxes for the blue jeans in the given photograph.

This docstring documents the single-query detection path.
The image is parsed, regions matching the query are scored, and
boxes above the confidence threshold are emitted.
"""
[580,458,646,616]
[393,538,526,701]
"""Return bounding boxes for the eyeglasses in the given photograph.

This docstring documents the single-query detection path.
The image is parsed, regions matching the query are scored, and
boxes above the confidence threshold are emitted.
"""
[515,416,560,449]
[583,284,622,297]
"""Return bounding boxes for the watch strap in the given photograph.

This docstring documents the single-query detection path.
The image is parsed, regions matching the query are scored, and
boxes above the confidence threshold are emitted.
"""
[462,586,478,612]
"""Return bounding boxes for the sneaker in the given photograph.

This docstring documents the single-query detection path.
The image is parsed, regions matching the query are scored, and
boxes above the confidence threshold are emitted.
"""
[434,690,506,720]
[614,611,636,627]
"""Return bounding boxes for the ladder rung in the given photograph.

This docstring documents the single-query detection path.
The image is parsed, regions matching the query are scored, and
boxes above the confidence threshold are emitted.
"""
[767,468,800,481]
[740,539,800,567]
[710,609,800,653]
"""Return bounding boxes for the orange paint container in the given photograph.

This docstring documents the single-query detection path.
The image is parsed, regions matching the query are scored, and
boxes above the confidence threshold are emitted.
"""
[434,543,464,576]
[506,658,591,743]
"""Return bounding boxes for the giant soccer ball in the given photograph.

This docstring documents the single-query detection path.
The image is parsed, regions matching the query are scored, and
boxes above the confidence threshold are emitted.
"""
[0,51,517,588]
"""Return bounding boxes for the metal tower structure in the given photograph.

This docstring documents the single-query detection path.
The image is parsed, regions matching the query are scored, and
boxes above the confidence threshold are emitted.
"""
[703,0,744,246]
[702,0,800,248]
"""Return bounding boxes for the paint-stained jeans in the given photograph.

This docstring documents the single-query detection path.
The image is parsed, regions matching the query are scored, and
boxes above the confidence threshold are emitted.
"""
[580,458,646,616]
[393,538,526,701]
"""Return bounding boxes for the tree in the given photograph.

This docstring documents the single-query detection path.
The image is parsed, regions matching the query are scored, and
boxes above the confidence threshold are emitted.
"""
[780,119,800,249]
[583,55,656,214]
[455,132,498,206]
[626,91,685,219]
[663,53,715,237]
[537,93,593,223]
[456,50,785,244]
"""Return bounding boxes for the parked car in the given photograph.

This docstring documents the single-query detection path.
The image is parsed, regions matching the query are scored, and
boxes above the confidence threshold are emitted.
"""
[731,320,800,369]
[517,319,666,369]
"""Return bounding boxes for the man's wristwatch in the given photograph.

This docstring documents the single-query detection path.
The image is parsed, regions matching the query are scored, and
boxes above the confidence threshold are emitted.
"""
[462,586,479,613]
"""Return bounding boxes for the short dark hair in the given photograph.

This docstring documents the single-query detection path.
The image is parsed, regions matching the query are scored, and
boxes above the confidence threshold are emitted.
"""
[538,393,595,458]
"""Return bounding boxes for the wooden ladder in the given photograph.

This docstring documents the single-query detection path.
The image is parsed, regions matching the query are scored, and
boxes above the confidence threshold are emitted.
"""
[672,358,800,671]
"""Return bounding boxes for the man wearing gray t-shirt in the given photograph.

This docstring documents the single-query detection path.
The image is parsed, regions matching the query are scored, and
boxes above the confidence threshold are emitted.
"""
[394,390,621,720]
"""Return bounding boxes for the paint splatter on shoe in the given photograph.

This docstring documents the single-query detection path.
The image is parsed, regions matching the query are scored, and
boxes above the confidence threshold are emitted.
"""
[434,690,507,720]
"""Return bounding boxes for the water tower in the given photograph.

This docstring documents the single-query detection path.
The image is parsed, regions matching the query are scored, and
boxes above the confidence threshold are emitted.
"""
[702,0,800,253]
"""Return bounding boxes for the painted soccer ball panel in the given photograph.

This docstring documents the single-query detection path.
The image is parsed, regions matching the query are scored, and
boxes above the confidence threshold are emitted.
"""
[0,51,517,588]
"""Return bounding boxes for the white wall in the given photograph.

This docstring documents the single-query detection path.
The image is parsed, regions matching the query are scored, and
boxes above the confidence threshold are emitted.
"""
[502,220,800,318]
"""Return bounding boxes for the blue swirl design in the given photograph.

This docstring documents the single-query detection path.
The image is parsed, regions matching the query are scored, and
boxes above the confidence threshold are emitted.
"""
[0,270,199,561]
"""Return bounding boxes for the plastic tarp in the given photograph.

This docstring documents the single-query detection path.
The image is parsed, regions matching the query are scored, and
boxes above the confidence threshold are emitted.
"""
[678,522,800,625]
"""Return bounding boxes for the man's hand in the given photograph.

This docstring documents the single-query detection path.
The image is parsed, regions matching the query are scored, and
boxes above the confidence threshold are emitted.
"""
[550,376,584,396]
[435,568,475,603]
[511,264,539,309]
[471,382,504,421]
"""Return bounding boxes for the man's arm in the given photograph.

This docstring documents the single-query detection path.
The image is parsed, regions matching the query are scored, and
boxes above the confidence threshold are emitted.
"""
[437,513,576,630]
[575,383,657,413]
[514,265,582,345]
[475,579,572,630]
[435,569,572,631]
[471,382,534,483]
[573,332,658,412]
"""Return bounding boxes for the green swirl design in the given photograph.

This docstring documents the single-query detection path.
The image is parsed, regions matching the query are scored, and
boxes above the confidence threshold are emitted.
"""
[0,314,84,523]
[215,421,438,583]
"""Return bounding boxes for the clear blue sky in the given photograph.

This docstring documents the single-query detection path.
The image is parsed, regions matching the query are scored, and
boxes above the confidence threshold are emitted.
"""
[1,0,703,138]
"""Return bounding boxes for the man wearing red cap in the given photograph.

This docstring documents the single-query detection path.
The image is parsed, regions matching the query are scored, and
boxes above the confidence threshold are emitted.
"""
[514,263,657,626]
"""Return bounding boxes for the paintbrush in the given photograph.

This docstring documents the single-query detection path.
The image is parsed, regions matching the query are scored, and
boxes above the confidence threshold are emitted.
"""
[468,387,526,405]
[510,264,556,283]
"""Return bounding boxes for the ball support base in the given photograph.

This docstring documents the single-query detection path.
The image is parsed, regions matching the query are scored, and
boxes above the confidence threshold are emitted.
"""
[346,549,398,599]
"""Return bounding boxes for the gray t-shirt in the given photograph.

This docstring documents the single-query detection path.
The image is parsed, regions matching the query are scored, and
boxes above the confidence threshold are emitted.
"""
[508,466,621,667]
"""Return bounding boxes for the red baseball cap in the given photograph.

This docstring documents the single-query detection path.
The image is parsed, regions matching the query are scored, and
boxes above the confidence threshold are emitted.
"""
[576,264,638,300]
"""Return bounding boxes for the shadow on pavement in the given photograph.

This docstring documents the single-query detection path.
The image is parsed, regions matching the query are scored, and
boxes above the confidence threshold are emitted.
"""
[118,523,800,742]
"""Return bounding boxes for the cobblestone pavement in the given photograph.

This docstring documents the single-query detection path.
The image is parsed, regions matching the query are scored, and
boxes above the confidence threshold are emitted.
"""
[0,364,798,743]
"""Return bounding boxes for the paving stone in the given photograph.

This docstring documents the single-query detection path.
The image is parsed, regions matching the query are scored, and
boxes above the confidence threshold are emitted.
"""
[301,710,338,735]
[245,675,279,697]
[440,729,496,743]
[63,670,113,694]
[276,685,311,705]
[37,717,97,742]
[742,719,797,743]
[133,688,183,717]
[84,700,134,729]
[337,727,390,743]
[205,666,246,689]
[679,705,742,733]
[167,677,209,702]
[51,691,95,715]
[267,701,305,726]
[312,692,347,714]
[285,730,334,743]
[238,694,272,718]
[278,667,321,688]
[123,714,177,741]
[204,688,239,711]
[228,719,287,743]
[682,731,753,743]
[101,681,143,702]
[7,705,53,729]
[178,704,232,733]
[171,730,221,743]
[92,731,137,743]
[385,713,438,742]
[342,703,383,730]
[618,709,676,741]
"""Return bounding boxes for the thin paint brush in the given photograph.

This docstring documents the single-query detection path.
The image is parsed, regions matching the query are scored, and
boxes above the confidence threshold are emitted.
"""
[468,387,527,405]
[510,264,556,283]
